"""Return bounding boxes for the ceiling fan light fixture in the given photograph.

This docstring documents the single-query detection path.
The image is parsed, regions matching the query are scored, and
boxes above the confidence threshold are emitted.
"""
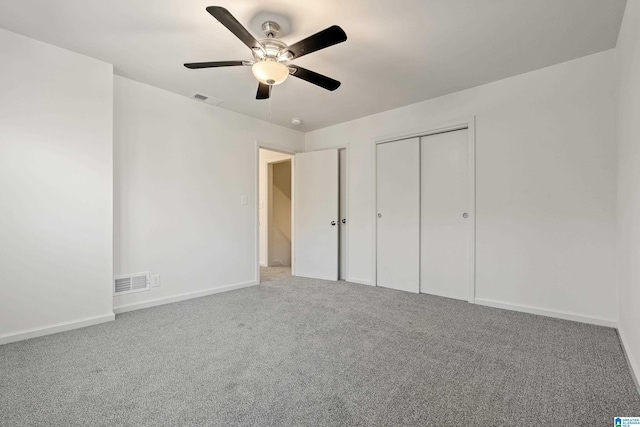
[252,60,289,85]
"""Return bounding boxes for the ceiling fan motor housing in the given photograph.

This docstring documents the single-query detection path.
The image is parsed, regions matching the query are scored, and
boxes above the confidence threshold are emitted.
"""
[261,21,280,38]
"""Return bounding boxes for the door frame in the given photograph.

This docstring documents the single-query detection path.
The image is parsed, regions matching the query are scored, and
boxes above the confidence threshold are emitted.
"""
[371,117,476,303]
[255,141,296,285]
[306,144,350,281]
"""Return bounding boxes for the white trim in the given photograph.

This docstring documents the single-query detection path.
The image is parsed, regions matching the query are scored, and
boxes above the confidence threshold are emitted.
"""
[345,277,374,286]
[618,325,640,395]
[113,281,256,314]
[255,142,297,284]
[467,118,476,303]
[374,118,472,145]
[421,288,470,301]
[259,262,268,267]
[371,116,476,304]
[475,297,617,328]
[0,313,115,345]
[307,143,348,152]
[339,147,350,281]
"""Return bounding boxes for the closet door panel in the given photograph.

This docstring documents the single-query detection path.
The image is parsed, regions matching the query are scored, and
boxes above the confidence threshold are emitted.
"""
[420,129,470,300]
[376,138,420,293]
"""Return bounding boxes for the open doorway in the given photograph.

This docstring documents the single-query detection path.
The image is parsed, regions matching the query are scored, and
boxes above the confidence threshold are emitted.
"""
[259,148,293,283]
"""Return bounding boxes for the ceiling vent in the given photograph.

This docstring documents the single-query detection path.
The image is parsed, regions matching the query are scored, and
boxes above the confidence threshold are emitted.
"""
[114,272,149,296]
[190,93,223,106]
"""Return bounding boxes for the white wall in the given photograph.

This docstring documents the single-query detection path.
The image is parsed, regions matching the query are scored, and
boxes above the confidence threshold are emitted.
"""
[306,50,618,325]
[114,77,303,312]
[0,29,114,343]
[259,149,293,266]
[616,0,640,388]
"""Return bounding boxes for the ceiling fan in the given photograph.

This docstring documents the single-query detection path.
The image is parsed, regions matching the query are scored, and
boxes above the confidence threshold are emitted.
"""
[184,6,347,100]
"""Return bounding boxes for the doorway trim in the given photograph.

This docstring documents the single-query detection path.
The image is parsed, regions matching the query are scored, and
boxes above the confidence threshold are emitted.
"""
[255,141,296,285]
[371,116,476,303]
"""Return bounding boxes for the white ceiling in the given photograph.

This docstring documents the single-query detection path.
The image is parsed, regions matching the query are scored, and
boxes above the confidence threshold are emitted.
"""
[0,0,627,131]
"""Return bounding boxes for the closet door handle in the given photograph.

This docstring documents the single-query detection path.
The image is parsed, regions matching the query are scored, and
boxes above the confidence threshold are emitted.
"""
[341,219,346,224]
[331,221,336,226]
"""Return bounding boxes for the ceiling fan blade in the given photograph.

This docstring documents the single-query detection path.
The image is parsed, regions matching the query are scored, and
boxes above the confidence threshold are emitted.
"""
[206,6,261,50]
[289,65,341,91]
[184,61,246,69]
[256,82,271,100]
[284,25,347,60]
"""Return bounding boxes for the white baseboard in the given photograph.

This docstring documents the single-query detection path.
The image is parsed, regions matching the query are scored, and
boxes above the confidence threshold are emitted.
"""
[618,325,640,395]
[113,280,257,314]
[345,277,374,286]
[0,313,115,346]
[474,298,616,328]
[420,287,468,300]
[259,262,267,267]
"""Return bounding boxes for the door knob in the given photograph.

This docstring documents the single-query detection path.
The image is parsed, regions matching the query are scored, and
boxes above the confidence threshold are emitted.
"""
[462,213,469,218]
[378,213,382,218]
[341,219,346,224]
[331,221,336,226]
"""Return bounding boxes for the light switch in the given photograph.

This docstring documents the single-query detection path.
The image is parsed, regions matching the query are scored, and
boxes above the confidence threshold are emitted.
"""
[151,274,161,288]
[241,195,248,205]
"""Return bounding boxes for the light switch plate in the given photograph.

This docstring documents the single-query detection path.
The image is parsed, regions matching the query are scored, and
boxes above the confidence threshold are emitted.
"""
[241,195,248,205]
[151,274,161,288]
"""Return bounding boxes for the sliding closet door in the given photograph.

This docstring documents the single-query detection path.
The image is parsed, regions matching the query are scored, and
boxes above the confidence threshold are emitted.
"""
[376,138,420,293]
[294,150,339,281]
[420,129,471,300]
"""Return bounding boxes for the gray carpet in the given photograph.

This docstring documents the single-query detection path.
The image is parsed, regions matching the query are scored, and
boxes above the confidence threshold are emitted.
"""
[1,267,639,426]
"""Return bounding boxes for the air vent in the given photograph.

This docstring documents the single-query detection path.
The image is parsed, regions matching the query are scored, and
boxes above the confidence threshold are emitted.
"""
[113,272,150,296]
[190,93,223,106]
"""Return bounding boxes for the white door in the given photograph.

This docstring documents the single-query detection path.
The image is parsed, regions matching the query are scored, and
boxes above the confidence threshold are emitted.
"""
[420,129,471,300]
[339,148,347,280]
[376,138,420,293]
[294,150,339,280]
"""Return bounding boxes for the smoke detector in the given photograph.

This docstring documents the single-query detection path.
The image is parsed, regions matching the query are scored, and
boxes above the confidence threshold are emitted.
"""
[291,118,302,126]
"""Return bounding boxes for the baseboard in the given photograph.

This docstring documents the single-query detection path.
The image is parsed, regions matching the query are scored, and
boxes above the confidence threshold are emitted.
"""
[345,277,374,286]
[421,287,468,301]
[259,262,267,267]
[0,313,115,346]
[113,280,257,314]
[618,325,640,395]
[474,298,616,328]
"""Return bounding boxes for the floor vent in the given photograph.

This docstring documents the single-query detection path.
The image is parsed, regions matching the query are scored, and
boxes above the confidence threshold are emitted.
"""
[114,272,149,296]
[190,93,223,106]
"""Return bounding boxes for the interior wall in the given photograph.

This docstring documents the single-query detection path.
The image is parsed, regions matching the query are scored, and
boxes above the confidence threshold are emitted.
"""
[114,77,303,312]
[259,149,294,266]
[0,29,114,343]
[269,161,292,267]
[615,0,640,387]
[305,49,618,325]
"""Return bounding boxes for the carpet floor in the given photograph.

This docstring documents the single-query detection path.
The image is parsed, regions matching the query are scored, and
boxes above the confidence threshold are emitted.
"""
[1,267,639,426]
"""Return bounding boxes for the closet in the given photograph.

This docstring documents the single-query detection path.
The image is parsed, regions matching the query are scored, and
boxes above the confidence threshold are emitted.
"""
[376,127,473,300]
